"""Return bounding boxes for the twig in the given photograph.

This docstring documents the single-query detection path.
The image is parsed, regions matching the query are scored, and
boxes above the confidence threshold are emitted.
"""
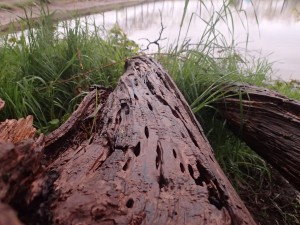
[140,10,166,52]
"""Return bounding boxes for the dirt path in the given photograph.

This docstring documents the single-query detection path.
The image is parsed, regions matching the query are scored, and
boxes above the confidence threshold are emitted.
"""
[0,0,146,32]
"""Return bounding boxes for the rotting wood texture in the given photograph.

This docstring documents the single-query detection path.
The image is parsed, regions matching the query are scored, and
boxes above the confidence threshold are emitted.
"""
[214,83,300,191]
[0,105,44,225]
[0,116,36,144]
[0,96,36,144]
[0,57,256,225]
[41,56,256,225]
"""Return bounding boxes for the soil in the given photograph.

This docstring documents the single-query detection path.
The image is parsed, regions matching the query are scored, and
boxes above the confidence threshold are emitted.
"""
[0,0,147,32]
[238,167,300,225]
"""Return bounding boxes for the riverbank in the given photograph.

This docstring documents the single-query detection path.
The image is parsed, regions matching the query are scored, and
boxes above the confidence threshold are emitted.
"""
[0,0,148,32]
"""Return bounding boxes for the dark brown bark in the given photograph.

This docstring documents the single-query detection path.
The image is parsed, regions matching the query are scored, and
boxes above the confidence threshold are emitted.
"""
[0,57,256,225]
[0,102,43,225]
[0,113,44,225]
[0,138,44,203]
[214,83,300,191]
[0,111,44,204]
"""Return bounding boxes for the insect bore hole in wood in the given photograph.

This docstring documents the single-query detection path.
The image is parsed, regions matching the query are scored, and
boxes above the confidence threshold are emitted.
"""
[122,158,131,171]
[144,126,149,138]
[180,163,185,173]
[156,145,162,169]
[126,198,134,208]
[148,102,153,111]
[158,174,168,189]
[188,164,194,179]
[172,149,177,158]
[133,142,141,157]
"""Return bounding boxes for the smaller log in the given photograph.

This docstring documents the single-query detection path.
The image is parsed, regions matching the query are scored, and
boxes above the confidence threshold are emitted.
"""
[214,83,300,191]
[0,101,44,221]
[0,135,44,203]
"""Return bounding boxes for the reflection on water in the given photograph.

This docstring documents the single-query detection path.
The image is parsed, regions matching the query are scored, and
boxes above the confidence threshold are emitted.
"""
[73,0,300,80]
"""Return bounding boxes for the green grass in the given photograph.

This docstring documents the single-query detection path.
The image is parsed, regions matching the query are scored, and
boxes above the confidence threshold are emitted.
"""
[267,80,300,100]
[0,8,138,133]
[0,2,299,224]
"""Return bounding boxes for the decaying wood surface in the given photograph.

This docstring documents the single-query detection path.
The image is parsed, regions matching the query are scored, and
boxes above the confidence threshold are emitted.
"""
[0,57,256,225]
[41,56,255,225]
[0,102,44,225]
[214,83,300,191]
[0,136,44,203]
[0,116,36,144]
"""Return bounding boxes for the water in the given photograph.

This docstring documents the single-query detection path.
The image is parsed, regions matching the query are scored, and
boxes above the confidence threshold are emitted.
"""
[69,0,300,81]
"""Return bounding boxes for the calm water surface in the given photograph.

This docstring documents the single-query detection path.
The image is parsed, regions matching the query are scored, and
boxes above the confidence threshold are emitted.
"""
[74,0,300,81]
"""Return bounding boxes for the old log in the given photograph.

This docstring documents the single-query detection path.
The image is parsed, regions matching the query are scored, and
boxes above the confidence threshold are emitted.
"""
[43,56,255,225]
[0,137,44,202]
[1,57,256,225]
[0,104,44,203]
[214,83,300,191]
[0,107,44,225]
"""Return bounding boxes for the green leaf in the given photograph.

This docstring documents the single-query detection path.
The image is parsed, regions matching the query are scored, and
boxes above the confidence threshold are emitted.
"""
[49,118,59,125]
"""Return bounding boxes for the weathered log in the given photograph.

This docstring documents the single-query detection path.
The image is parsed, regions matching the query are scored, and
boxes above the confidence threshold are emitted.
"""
[0,99,43,224]
[214,83,300,191]
[32,56,255,225]
[0,105,44,204]
[1,57,256,225]
[0,138,44,223]
[0,136,44,203]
